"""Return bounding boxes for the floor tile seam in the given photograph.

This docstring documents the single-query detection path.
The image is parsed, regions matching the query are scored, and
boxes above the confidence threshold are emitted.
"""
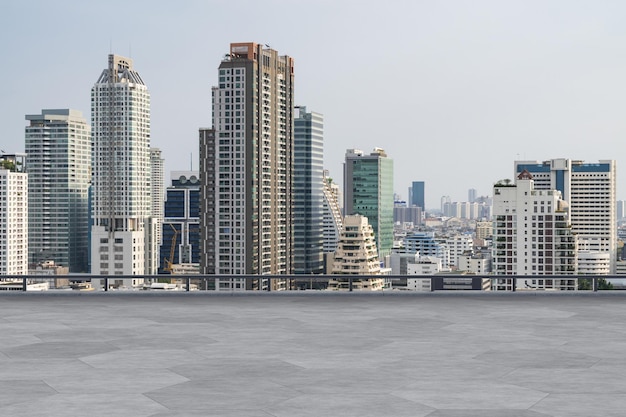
[527,392,557,413]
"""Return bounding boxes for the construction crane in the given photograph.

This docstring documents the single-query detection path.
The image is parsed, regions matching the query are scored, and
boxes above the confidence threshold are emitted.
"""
[163,224,179,273]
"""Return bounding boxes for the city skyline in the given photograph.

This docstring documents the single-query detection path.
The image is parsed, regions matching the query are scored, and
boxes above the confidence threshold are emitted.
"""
[2,1,626,206]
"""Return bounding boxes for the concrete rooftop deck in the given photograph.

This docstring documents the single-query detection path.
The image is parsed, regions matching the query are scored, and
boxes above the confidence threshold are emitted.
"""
[1,292,626,416]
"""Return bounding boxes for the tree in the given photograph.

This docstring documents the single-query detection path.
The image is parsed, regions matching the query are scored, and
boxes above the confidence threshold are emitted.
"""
[578,278,613,290]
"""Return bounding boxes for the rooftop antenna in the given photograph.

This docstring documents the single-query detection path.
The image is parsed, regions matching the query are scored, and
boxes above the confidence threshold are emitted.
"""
[109,39,112,54]
[190,152,193,171]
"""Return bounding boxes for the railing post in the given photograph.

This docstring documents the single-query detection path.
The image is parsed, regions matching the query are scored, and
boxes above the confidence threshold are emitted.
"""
[186,277,190,292]
[104,277,108,292]
[511,277,516,292]
[349,277,353,292]
[22,277,27,292]
[593,277,598,292]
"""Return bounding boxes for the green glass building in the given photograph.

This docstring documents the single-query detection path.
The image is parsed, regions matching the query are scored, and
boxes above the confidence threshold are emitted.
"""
[343,148,394,259]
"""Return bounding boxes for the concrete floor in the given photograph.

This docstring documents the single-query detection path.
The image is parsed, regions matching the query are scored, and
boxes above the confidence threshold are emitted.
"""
[1,292,626,416]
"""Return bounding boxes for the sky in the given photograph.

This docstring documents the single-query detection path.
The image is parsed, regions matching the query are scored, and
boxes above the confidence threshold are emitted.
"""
[2,0,626,209]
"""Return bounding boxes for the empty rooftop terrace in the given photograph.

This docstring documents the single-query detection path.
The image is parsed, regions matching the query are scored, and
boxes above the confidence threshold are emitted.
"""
[1,292,625,416]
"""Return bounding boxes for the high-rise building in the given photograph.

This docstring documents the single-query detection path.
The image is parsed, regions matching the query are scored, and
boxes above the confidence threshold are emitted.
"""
[293,106,324,274]
[25,109,90,272]
[468,188,477,203]
[200,42,294,289]
[321,171,343,253]
[160,171,200,273]
[411,181,425,210]
[147,148,164,274]
[403,232,450,268]
[0,154,28,275]
[515,159,616,272]
[90,54,152,284]
[344,148,394,258]
[491,170,577,288]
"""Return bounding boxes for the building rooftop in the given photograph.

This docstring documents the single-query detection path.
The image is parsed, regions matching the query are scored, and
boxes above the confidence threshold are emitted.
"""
[1,292,624,416]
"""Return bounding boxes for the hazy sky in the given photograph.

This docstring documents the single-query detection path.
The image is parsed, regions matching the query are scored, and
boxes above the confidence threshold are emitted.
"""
[2,0,626,208]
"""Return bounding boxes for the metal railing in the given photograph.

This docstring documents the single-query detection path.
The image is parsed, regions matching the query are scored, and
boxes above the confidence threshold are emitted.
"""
[0,274,623,292]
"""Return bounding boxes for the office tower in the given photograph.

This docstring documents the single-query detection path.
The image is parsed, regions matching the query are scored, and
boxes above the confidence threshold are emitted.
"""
[201,42,294,288]
[90,54,151,283]
[147,148,164,274]
[492,171,577,290]
[515,159,616,272]
[468,188,477,203]
[344,148,394,258]
[411,181,425,210]
[25,109,90,272]
[293,106,324,274]
[328,214,384,290]
[160,171,200,273]
[322,170,343,253]
[0,154,28,275]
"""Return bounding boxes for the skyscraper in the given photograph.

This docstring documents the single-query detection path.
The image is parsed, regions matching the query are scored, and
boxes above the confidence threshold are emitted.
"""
[25,109,90,272]
[293,106,324,274]
[148,148,164,274]
[90,54,152,282]
[0,154,28,275]
[344,148,394,258]
[411,181,425,210]
[160,171,200,273]
[514,159,616,273]
[200,42,294,288]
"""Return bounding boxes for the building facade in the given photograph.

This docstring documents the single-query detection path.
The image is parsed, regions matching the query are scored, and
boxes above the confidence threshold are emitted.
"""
[491,170,577,289]
[411,181,425,210]
[90,54,152,283]
[293,106,324,274]
[321,171,343,253]
[0,157,28,275]
[160,171,200,273]
[200,43,294,289]
[25,109,90,272]
[344,148,394,259]
[328,214,384,290]
[515,159,616,272]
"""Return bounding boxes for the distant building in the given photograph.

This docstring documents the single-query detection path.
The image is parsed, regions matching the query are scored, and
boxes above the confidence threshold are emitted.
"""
[475,221,493,240]
[403,232,450,268]
[458,250,491,274]
[0,157,28,275]
[410,181,425,210]
[394,206,422,225]
[344,148,394,258]
[293,106,324,274]
[515,159,616,273]
[468,188,477,203]
[25,109,90,272]
[90,54,151,286]
[328,215,385,291]
[200,42,294,290]
[446,235,474,268]
[322,171,343,253]
[160,171,200,273]
[491,170,577,290]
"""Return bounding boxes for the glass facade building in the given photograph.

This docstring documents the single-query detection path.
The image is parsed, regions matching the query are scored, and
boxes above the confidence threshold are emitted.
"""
[293,106,324,274]
[25,109,91,272]
[344,148,394,259]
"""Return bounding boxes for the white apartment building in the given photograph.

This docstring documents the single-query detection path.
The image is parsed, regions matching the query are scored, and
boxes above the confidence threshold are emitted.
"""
[492,170,577,290]
[406,256,443,291]
[0,166,28,275]
[458,251,491,274]
[25,109,91,272]
[328,215,385,290]
[515,159,616,272]
[90,54,151,286]
[446,235,473,268]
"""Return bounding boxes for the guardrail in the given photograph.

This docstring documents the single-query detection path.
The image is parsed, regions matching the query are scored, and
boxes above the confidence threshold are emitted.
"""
[0,274,621,292]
